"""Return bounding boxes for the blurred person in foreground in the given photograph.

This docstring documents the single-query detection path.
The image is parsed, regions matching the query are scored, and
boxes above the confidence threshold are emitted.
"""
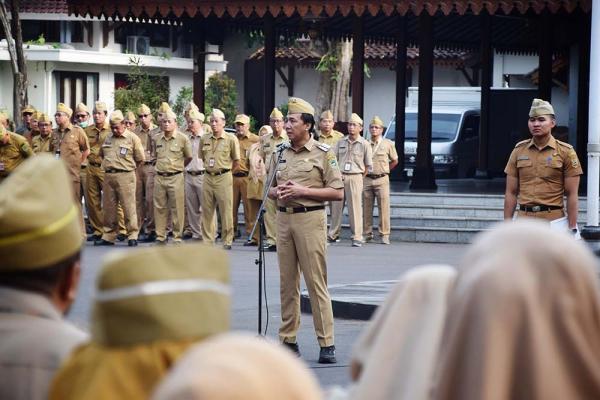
[50,244,230,400]
[152,333,323,400]
[0,155,87,400]
[350,265,457,400]
[433,220,600,400]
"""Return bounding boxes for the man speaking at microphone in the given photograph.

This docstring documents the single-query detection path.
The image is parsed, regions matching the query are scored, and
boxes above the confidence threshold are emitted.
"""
[268,97,343,364]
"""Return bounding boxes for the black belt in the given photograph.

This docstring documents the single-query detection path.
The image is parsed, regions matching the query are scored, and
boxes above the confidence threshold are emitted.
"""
[233,172,249,177]
[342,172,363,175]
[519,204,563,212]
[366,173,387,179]
[89,161,101,167]
[186,170,205,176]
[105,169,131,174]
[206,169,231,176]
[278,205,325,214]
[156,171,183,177]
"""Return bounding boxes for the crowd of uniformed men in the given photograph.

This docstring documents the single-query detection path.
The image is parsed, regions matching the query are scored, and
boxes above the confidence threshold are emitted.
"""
[0,100,399,249]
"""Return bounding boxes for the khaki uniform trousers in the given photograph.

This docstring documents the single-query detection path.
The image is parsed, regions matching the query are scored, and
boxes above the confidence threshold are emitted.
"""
[101,171,138,241]
[202,172,234,246]
[71,179,86,239]
[264,198,278,245]
[328,173,364,241]
[136,163,156,234]
[80,166,89,220]
[154,173,185,242]
[86,164,104,236]
[233,175,253,236]
[185,172,205,239]
[277,209,334,347]
[363,175,391,239]
[517,208,564,222]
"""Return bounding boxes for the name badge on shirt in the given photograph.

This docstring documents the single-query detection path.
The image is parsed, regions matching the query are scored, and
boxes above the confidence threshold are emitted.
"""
[209,158,215,167]
[119,147,128,157]
[344,162,351,172]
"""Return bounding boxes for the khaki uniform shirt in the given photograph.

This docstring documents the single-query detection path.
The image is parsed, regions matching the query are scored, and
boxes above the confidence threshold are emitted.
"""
[32,134,52,154]
[0,132,32,177]
[200,131,241,173]
[154,130,192,173]
[333,135,373,174]
[85,122,111,166]
[100,130,145,171]
[134,123,157,162]
[318,129,344,146]
[51,124,89,182]
[259,131,288,173]
[504,135,583,207]
[0,287,88,400]
[272,138,344,208]
[370,137,398,175]
[234,131,260,174]
[186,131,206,172]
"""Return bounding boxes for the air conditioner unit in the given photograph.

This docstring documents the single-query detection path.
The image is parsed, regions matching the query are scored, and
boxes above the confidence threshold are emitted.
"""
[126,36,150,55]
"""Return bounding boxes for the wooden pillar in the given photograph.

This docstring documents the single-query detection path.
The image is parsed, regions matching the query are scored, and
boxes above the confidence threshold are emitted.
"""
[476,10,493,178]
[410,12,436,190]
[394,15,408,180]
[538,11,553,101]
[192,25,206,110]
[263,13,276,122]
[352,14,365,117]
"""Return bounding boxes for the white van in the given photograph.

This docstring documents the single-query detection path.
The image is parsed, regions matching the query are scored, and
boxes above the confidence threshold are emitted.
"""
[383,87,481,178]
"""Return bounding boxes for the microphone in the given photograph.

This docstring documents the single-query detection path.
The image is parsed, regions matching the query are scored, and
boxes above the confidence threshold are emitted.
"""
[276,142,291,152]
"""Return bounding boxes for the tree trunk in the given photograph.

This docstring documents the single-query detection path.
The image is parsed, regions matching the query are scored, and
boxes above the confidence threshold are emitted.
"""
[312,38,331,119]
[0,0,28,129]
[331,40,352,122]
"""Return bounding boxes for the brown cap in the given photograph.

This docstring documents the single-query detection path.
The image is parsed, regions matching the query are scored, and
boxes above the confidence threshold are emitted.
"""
[258,125,273,136]
[37,113,52,124]
[188,109,205,122]
[109,110,124,125]
[270,108,283,119]
[287,97,315,116]
[22,104,35,114]
[349,113,363,125]
[370,116,384,127]
[234,114,250,125]
[320,110,334,120]
[210,109,226,120]
[56,103,73,117]
[0,155,82,271]
[137,104,151,116]
[94,101,108,113]
[158,102,172,114]
[75,103,89,115]
[164,110,177,121]
[124,111,136,123]
[529,98,555,117]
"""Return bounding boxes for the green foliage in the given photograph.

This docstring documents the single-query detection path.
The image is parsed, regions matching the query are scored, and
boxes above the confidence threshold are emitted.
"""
[173,86,193,126]
[364,63,371,79]
[204,73,238,126]
[316,53,339,81]
[114,57,170,116]
[278,103,288,118]
[26,34,45,45]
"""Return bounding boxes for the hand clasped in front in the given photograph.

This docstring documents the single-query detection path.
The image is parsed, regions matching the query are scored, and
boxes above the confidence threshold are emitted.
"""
[276,180,306,202]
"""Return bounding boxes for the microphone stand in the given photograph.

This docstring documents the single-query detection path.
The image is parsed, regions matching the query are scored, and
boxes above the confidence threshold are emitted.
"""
[248,144,287,335]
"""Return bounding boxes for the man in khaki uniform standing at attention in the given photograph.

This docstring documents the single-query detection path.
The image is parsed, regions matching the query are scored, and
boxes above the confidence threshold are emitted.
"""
[268,97,343,364]
[52,103,90,237]
[74,103,91,231]
[0,124,33,183]
[200,109,240,250]
[32,113,53,154]
[85,101,111,241]
[328,113,372,247]
[95,110,145,247]
[259,107,288,251]
[318,110,344,145]
[153,109,192,244]
[184,108,208,241]
[233,114,260,242]
[504,99,583,230]
[363,116,398,245]
[134,104,158,242]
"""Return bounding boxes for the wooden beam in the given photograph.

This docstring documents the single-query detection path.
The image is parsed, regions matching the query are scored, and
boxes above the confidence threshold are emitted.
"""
[476,10,493,178]
[394,15,407,180]
[351,14,365,117]
[287,64,295,97]
[538,11,553,101]
[263,13,276,122]
[192,25,205,111]
[410,12,436,190]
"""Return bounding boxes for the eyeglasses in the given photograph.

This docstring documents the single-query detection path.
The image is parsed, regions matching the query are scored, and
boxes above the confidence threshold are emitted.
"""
[75,114,88,119]
[139,114,150,118]
[124,121,135,125]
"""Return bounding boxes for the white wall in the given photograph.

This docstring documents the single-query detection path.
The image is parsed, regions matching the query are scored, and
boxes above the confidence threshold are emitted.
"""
[222,33,260,111]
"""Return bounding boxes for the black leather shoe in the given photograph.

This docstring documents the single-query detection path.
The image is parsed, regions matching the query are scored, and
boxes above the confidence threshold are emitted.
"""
[142,232,157,243]
[318,345,337,364]
[183,231,193,240]
[223,244,232,250]
[94,239,114,246]
[87,234,101,242]
[243,241,257,246]
[117,233,127,242]
[263,244,277,252]
[154,240,167,246]
[282,342,300,357]
[128,239,138,247]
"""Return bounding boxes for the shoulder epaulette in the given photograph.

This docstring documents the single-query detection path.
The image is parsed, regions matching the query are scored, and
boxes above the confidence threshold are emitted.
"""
[316,142,330,152]
[515,139,529,148]
[556,140,574,149]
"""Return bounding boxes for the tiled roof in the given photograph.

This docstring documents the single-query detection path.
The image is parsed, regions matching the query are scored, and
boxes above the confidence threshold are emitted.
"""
[19,0,68,13]
[249,41,470,68]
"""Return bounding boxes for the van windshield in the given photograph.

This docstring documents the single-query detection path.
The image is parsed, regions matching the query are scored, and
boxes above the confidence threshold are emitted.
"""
[385,113,461,142]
